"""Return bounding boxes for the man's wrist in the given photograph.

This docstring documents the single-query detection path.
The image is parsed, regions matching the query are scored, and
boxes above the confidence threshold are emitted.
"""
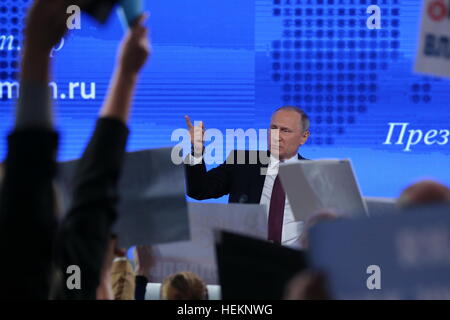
[20,52,50,84]
[116,67,139,83]
[23,42,53,58]
[136,269,151,281]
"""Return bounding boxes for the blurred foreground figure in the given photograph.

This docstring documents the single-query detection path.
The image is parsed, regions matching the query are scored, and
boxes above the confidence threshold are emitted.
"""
[111,258,136,300]
[161,271,208,300]
[52,13,150,299]
[284,270,330,300]
[134,245,157,300]
[298,210,339,249]
[0,0,150,299]
[0,0,69,299]
[398,180,450,208]
[96,236,129,300]
[285,210,339,300]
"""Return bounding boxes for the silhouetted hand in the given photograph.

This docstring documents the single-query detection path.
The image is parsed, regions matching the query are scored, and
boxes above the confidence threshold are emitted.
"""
[185,115,205,156]
[24,0,69,54]
[117,14,151,75]
[284,270,331,300]
[134,245,156,280]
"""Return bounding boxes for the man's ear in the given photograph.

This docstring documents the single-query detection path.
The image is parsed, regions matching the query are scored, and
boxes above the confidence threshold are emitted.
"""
[300,130,310,145]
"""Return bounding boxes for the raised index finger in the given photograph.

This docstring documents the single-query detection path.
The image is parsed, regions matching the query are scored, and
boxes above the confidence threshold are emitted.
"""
[185,115,194,129]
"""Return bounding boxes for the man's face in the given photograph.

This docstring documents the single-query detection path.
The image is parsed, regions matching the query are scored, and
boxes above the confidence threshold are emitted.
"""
[269,110,310,160]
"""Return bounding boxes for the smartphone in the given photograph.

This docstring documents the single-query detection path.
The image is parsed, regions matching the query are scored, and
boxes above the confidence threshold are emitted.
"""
[75,0,121,24]
[117,0,144,30]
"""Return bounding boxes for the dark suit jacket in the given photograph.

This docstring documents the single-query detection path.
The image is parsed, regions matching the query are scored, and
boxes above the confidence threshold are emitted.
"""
[185,150,307,204]
[52,117,129,300]
[0,128,59,300]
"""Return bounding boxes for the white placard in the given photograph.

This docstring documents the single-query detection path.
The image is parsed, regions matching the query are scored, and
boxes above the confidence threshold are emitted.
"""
[415,0,450,78]
[58,148,190,247]
[149,202,268,285]
[278,159,369,221]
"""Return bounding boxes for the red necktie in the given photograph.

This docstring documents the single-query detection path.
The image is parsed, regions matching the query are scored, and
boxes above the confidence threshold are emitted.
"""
[268,175,285,244]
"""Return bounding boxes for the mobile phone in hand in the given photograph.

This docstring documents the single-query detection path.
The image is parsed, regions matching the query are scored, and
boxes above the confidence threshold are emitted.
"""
[75,0,121,24]
[117,0,144,30]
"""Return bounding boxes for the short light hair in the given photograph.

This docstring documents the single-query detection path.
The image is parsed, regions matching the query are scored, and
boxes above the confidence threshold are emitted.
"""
[111,258,136,300]
[160,271,208,300]
[274,106,310,132]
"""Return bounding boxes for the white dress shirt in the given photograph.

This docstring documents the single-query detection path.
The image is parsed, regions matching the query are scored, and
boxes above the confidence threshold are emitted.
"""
[260,154,304,247]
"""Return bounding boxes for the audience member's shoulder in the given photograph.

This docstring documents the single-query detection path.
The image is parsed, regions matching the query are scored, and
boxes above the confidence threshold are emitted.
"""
[398,179,450,208]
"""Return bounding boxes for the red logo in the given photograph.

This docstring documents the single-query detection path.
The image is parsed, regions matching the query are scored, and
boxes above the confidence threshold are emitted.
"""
[428,0,448,21]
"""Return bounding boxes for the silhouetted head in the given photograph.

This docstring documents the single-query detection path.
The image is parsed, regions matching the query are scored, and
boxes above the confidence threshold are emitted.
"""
[299,210,340,249]
[160,271,208,300]
[284,270,330,300]
[398,180,450,208]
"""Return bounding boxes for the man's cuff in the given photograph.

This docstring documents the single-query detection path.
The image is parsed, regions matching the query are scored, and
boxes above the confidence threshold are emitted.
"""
[15,81,53,130]
[186,153,203,166]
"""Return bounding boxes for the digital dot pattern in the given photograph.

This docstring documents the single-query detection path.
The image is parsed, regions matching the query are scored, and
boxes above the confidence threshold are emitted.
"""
[270,0,401,146]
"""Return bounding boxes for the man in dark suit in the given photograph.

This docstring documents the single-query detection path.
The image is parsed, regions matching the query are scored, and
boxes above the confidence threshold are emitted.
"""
[184,106,311,246]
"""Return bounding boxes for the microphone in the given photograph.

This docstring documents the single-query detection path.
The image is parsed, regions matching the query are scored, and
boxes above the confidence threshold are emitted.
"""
[238,194,248,203]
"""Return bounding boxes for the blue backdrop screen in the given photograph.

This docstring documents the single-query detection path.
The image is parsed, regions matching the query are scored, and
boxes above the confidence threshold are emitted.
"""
[0,0,449,199]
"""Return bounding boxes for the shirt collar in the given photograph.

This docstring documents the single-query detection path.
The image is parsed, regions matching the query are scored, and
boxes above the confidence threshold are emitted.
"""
[268,154,299,171]
[283,154,300,164]
[269,154,298,164]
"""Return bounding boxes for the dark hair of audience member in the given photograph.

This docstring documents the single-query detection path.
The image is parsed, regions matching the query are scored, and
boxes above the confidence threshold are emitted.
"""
[397,179,450,208]
[284,270,330,300]
[299,210,339,249]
